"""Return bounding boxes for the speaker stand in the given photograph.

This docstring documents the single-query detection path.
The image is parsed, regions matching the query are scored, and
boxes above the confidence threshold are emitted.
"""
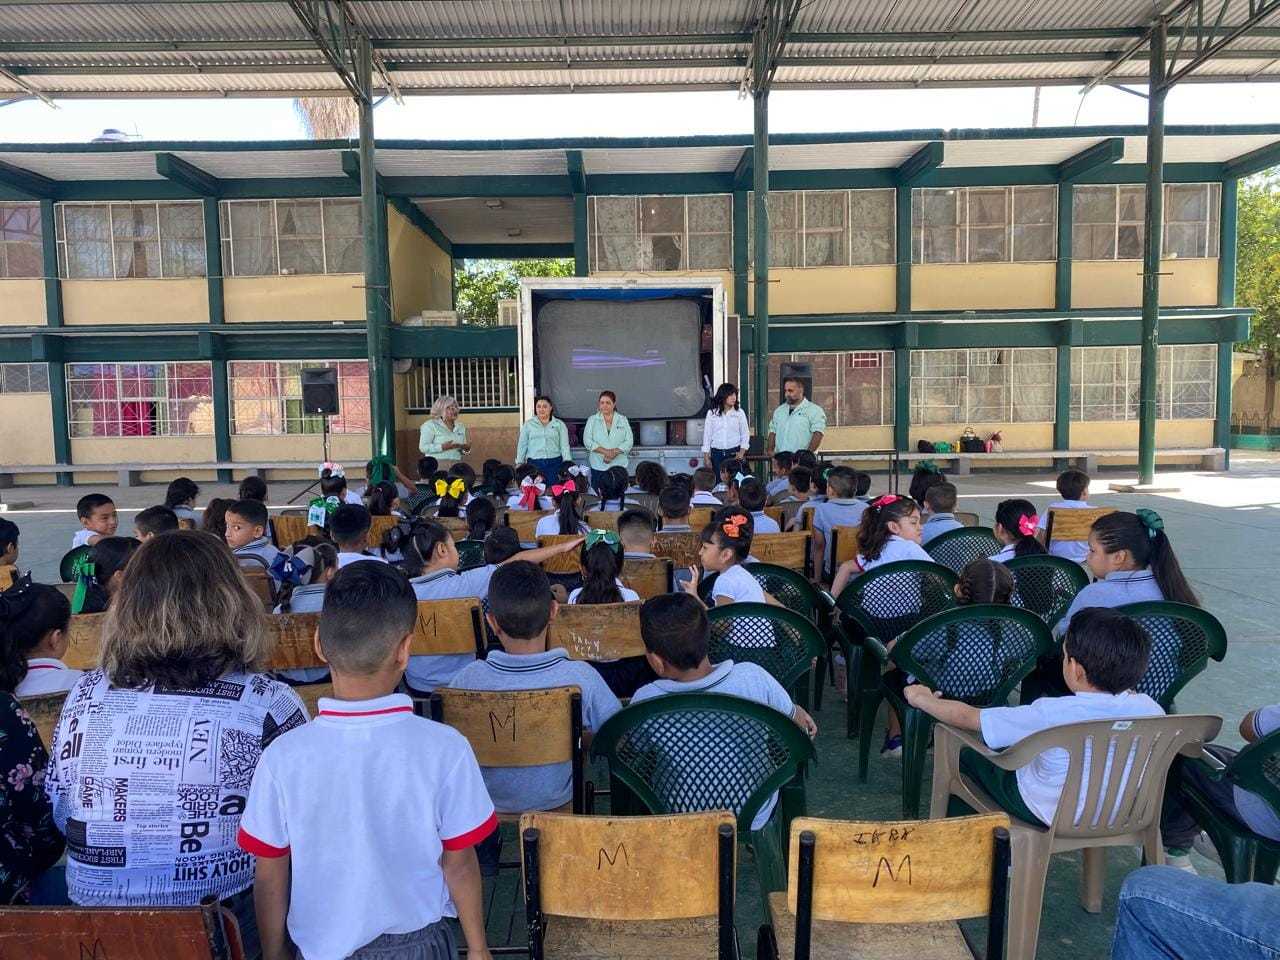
[287,414,334,504]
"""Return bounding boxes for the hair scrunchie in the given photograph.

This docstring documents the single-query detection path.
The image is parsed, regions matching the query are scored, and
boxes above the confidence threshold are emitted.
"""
[1017,514,1039,537]
[585,529,620,550]
[869,494,901,509]
[1136,508,1164,540]
[435,478,467,499]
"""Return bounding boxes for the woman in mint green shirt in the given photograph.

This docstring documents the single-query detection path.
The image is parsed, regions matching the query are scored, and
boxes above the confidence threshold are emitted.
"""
[516,394,572,482]
[418,395,470,463]
[582,390,634,495]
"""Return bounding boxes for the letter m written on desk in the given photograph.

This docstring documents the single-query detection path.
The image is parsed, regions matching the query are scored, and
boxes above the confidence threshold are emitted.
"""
[488,707,516,743]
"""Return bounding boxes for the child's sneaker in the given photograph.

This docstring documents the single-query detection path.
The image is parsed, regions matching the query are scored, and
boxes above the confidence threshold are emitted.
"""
[880,734,903,757]
[1164,847,1198,874]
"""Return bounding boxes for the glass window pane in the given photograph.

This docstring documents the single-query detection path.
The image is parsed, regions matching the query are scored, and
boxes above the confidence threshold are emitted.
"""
[1074,186,1116,225]
[968,189,1008,227]
[592,197,636,236]
[969,226,1008,262]
[688,233,730,270]
[640,196,683,235]
[686,195,730,234]
[1015,186,1055,225]
[1118,186,1145,222]
[597,235,639,272]
[1014,224,1055,261]
[849,189,894,265]
[276,200,322,238]
[1073,223,1115,261]
[641,234,683,271]
[60,204,113,279]
[227,202,277,276]
[1117,225,1143,260]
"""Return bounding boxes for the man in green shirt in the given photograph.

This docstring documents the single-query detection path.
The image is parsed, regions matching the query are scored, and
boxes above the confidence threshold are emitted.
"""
[766,377,827,456]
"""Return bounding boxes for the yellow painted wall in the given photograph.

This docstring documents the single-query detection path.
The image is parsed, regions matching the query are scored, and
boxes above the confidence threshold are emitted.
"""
[819,425,894,454]
[592,270,737,316]
[1,394,55,463]
[62,278,209,325]
[911,263,1056,311]
[1071,259,1218,308]
[68,436,218,482]
[0,280,45,325]
[1071,419,1215,464]
[229,433,372,480]
[388,206,452,322]
[224,275,364,323]
[747,265,896,316]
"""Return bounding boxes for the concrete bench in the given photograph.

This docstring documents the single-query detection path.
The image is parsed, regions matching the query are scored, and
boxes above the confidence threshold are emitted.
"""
[0,462,322,488]
[820,447,1227,475]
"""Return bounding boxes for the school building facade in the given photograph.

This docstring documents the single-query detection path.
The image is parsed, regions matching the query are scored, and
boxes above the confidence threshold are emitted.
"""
[2,125,1277,485]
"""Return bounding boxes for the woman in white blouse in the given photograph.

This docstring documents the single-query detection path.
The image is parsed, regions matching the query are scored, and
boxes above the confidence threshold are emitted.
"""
[702,382,751,477]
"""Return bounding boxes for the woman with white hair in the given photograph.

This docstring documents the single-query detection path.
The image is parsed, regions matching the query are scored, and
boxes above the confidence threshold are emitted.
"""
[418,395,470,463]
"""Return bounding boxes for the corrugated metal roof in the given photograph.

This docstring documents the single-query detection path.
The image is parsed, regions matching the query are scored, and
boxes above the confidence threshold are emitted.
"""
[0,0,1277,99]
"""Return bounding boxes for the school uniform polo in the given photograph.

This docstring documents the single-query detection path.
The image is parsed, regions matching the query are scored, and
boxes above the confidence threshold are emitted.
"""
[660,522,693,532]
[71,528,97,548]
[342,489,363,506]
[406,567,495,691]
[419,419,468,463]
[856,534,932,572]
[1054,568,1165,638]
[631,661,795,831]
[172,505,198,524]
[567,582,640,604]
[238,693,496,960]
[336,551,388,569]
[813,498,869,572]
[768,398,827,454]
[582,413,634,472]
[751,511,781,534]
[447,650,621,812]
[765,477,791,498]
[507,493,554,512]
[1038,499,1092,564]
[234,536,280,571]
[979,690,1163,826]
[990,544,1018,564]
[710,564,765,605]
[16,658,83,697]
[534,515,589,539]
[516,417,571,464]
[274,584,330,684]
[690,491,723,506]
[921,512,963,544]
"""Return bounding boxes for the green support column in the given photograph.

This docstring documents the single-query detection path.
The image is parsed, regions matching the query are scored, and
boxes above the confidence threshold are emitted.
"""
[39,199,72,484]
[199,331,233,483]
[203,198,232,481]
[893,325,916,454]
[1055,182,1073,310]
[751,60,771,441]
[572,193,588,277]
[1215,178,1238,466]
[1137,21,1168,487]
[732,189,749,412]
[1214,340,1233,457]
[895,184,912,312]
[1054,319,1079,456]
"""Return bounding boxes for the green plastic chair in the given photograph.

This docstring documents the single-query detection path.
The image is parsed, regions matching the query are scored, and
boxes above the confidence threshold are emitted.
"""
[1118,601,1229,709]
[591,692,816,893]
[1178,729,1280,884]
[1005,554,1089,630]
[706,602,827,711]
[924,526,1003,574]
[744,562,837,709]
[832,560,958,741]
[454,538,487,572]
[865,604,1055,817]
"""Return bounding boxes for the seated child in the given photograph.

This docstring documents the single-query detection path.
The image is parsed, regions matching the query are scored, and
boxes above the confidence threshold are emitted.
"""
[617,508,657,558]
[854,470,873,501]
[683,508,766,606]
[905,607,1162,827]
[509,464,553,512]
[238,474,269,505]
[535,474,589,538]
[989,498,1047,563]
[737,478,779,533]
[920,482,963,544]
[489,464,516,504]
[811,466,869,580]
[329,504,388,568]
[365,482,401,518]
[689,467,723,507]
[164,477,199,525]
[765,451,794,499]
[237,475,273,542]
[77,537,141,615]
[568,532,639,604]
[789,469,828,531]
[4,578,83,697]
[272,541,340,684]
[464,497,498,543]
[201,498,230,541]
[909,464,947,508]
[449,561,621,816]
[401,456,440,516]
[632,593,817,831]
[593,466,630,512]
[483,527,522,566]
[1055,509,1197,638]
[320,463,362,506]
[830,494,932,598]
[0,518,20,584]
[133,505,179,541]
[780,466,812,505]
[433,477,470,519]
[1037,468,1093,563]
[225,498,281,571]
[240,561,495,960]
[635,460,668,498]
[658,484,694,532]
[711,458,740,496]
[71,493,117,548]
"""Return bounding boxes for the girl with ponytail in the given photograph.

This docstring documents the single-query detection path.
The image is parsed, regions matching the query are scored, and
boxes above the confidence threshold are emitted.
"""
[831,494,932,597]
[465,496,497,542]
[569,531,639,605]
[990,498,1047,562]
[535,467,589,538]
[2,576,79,696]
[955,558,1015,606]
[1053,508,1197,637]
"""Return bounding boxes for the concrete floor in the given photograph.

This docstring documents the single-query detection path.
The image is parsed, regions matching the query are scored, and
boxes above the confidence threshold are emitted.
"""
[5,455,1277,958]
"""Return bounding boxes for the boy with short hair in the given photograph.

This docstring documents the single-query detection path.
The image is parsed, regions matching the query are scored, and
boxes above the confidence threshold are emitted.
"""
[134,505,179,541]
[766,451,794,498]
[402,456,441,516]
[737,478,779,534]
[329,503,387,568]
[1037,468,1093,563]
[921,482,963,544]
[633,594,817,831]
[448,562,621,817]
[72,493,118,548]
[658,484,694,531]
[905,607,1162,827]
[809,467,869,579]
[225,498,280,569]
[617,509,657,558]
[240,560,495,960]
[689,467,722,506]
[853,471,873,500]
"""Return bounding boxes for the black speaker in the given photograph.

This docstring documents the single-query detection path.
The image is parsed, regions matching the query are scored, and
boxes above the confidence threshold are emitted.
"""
[778,361,812,404]
[300,367,339,416]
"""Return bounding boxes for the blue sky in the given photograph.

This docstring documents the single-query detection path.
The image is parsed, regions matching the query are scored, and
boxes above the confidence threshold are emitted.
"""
[3,82,1280,143]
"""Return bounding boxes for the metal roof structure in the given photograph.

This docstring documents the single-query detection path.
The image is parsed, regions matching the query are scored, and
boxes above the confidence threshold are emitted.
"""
[1,0,1279,102]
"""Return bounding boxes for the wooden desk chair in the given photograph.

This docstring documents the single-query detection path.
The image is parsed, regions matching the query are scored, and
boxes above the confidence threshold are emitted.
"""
[54,582,77,601]
[752,532,811,577]
[242,569,276,610]
[1044,507,1115,549]
[955,511,981,527]
[433,515,472,539]
[271,513,309,549]
[0,564,18,591]
[64,612,107,670]
[520,811,738,960]
[759,814,1012,960]
[506,510,554,543]
[177,518,197,531]
[549,602,646,661]
[0,897,244,960]
[800,508,814,532]
[653,531,703,569]
[826,525,860,583]
[621,556,673,599]
[431,686,587,816]
[537,535,584,575]
[689,506,714,530]
[18,691,67,749]
[764,505,787,528]
[584,510,620,531]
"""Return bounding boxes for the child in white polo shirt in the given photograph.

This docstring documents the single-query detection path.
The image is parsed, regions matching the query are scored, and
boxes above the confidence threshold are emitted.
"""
[3,578,84,697]
[1036,468,1094,564]
[240,560,495,960]
[683,508,771,607]
[905,607,1163,827]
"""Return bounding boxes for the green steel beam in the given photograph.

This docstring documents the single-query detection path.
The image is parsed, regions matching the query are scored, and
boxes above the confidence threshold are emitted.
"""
[202,198,224,325]
[751,25,771,441]
[452,243,575,260]
[0,158,55,198]
[733,149,753,191]
[1219,178,1238,308]
[199,330,232,481]
[1215,340,1234,464]
[1053,319,1082,452]
[895,185,912,313]
[1055,182,1073,310]
[37,202,69,483]
[893,325,916,453]
[382,174,571,198]
[567,150,588,276]
[732,189,749,353]
[1138,22,1168,486]
[341,149,387,194]
[1222,140,1280,179]
[38,198,61,328]
[895,142,945,186]
[1056,137,1125,182]
[154,152,222,197]
[387,196,452,256]
[565,150,586,195]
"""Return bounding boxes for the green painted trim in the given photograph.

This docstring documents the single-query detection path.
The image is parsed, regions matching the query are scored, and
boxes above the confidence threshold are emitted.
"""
[0,158,54,198]
[568,150,589,276]
[452,243,575,261]
[47,359,72,485]
[1055,182,1072,310]
[382,174,571,198]
[199,331,232,480]
[586,173,733,196]
[893,343,911,451]
[1056,137,1124,182]
[1223,141,1280,179]
[391,325,516,358]
[566,150,586,195]
[450,258,457,310]
[388,196,453,256]
[732,189,748,338]
[1214,340,1233,461]
[1218,178,1238,308]
[895,184,911,312]
[203,198,224,325]
[732,149,752,191]
[751,84,770,440]
[341,149,390,196]
[155,152,221,197]
[39,198,62,328]
[1053,342,1072,450]
[896,142,944,185]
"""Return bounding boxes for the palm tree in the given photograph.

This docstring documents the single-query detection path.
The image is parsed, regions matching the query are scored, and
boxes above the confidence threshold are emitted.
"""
[294,96,359,139]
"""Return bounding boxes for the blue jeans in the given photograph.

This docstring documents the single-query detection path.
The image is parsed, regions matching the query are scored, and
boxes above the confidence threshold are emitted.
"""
[527,457,564,484]
[1112,866,1280,959]
[708,447,739,478]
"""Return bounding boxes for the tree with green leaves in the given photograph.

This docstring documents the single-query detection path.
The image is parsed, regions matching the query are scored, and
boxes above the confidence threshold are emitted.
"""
[454,258,575,326]
[1236,172,1280,431]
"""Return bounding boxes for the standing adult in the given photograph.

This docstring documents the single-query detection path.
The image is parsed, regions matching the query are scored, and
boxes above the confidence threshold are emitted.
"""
[516,394,571,482]
[418,395,470,464]
[702,382,751,477]
[766,376,827,456]
[582,390,634,495]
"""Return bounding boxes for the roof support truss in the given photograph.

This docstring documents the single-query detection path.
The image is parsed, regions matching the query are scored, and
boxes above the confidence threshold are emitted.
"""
[0,158,55,198]
[154,153,221,197]
[286,0,370,102]
[1056,137,1125,181]
[745,0,805,97]
[895,142,945,185]
[1223,138,1280,177]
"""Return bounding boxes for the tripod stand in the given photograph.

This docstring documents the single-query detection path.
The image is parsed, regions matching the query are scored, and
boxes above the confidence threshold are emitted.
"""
[288,412,334,504]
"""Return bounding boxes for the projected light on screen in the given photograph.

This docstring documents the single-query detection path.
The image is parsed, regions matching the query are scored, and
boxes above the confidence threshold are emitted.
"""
[536,297,706,421]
